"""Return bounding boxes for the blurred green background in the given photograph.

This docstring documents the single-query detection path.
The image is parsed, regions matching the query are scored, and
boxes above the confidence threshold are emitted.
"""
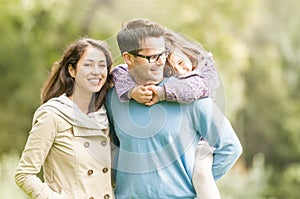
[0,0,299,198]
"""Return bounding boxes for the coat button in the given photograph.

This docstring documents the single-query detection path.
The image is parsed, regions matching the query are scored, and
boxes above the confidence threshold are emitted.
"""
[87,169,93,175]
[102,167,108,173]
[101,140,107,146]
[84,142,90,148]
[104,194,110,199]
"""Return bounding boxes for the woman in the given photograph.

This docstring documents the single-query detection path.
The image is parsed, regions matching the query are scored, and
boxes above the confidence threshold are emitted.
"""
[15,37,114,199]
[112,29,221,199]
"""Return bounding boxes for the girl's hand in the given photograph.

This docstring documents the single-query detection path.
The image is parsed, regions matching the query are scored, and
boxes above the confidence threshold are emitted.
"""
[145,85,160,106]
[130,85,153,104]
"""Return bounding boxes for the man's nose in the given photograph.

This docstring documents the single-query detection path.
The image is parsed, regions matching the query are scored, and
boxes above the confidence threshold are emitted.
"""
[156,56,165,66]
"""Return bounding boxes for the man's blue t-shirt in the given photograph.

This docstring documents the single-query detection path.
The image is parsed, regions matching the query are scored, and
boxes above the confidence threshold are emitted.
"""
[105,87,242,199]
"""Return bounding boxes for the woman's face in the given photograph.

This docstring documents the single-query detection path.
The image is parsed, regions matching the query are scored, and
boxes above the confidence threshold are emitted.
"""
[168,48,193,75]
[69,47,108,96]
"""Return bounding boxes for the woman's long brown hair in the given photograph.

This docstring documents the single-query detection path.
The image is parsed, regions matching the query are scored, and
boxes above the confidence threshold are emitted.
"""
[41,37,113,111]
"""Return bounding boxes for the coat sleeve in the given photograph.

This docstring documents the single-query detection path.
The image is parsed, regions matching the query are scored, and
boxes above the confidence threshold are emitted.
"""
[15,108,62,199]
[195,98,243,180]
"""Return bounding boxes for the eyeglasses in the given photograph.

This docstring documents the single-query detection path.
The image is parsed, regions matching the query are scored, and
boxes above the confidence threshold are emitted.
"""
[129,48,170,63]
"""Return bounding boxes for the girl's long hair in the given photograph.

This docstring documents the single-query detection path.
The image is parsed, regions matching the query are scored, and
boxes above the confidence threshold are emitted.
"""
[163,29,208,76]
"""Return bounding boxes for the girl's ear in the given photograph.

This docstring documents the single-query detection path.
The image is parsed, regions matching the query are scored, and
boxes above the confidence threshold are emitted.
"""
[68,64,76,78]
[123,52,134,66]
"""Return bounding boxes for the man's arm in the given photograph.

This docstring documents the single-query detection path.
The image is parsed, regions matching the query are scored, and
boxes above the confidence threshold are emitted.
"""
[105,89,120,188]
[196,98,243,180]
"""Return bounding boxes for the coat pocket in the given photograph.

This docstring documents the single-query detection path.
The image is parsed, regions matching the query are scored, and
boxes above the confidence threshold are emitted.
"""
[57,120,72,133]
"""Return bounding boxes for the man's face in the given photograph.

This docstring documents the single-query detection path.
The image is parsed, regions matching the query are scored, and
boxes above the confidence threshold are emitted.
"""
[128,36,166,85]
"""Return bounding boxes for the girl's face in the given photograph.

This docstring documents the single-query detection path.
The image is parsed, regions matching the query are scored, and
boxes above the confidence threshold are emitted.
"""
[168,48,193,75]
[69,47,107,96]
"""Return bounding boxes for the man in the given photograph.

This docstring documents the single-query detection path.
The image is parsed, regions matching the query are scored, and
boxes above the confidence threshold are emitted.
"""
[106,18,242,199]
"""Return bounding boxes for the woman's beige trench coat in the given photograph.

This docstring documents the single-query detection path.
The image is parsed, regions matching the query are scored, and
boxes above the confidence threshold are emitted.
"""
[15,95,114,199]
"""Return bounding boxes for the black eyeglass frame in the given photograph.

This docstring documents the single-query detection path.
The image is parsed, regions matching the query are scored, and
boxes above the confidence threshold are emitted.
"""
[129,47,170,63]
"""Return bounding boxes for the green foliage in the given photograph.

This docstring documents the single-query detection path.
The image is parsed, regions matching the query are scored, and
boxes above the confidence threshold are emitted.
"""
[0,0,299,197]
[217,153,270,199]
[266,164,300,199]
[235,0,300,169]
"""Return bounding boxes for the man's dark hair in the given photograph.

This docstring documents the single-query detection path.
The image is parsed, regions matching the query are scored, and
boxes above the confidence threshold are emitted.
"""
[116,18,165,54]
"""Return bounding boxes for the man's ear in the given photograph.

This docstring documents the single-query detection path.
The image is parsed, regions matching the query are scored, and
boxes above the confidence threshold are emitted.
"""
[123,52,134,66]
[68,64,75,78]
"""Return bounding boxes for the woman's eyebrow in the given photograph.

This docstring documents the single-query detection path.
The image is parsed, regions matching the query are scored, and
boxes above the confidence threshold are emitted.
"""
[83,59,106,62]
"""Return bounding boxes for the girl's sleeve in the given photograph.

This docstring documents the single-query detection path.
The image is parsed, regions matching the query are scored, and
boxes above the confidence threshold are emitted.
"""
[15,108,62,198]
[163,75,209,104]
[163,52,220,103]
[196,52,220,101]
[111,65,137,102]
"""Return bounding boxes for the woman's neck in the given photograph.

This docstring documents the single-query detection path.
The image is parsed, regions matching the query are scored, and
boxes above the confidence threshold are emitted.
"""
[69,92,92,114]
